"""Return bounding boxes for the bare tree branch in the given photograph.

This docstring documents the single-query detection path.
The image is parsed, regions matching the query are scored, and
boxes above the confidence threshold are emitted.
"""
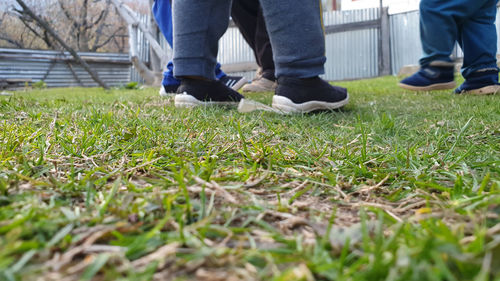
[92,25,125,52]
[12,11,54,48]
[14,0,109,89]
[1,0,128,52]
[0,35,25,48]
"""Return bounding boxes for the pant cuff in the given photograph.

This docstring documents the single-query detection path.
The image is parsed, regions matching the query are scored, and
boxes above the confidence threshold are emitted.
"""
[275,57,326,78]
[462,64,499,79]
[173,58,216,80]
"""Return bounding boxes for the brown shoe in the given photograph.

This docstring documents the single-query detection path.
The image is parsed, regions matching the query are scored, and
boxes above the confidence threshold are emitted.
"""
[241,77,277,93]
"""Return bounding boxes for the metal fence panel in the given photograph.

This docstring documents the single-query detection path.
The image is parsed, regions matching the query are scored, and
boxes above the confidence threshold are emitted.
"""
[323,8,380,80]
[0,48,131,88]
[390,10,421,74]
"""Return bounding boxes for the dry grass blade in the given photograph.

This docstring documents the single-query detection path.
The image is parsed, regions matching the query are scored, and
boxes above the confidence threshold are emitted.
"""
[354,174,390,194]
[47,227,115,271]
[130,242,180,270]
[243,172,269,188]
[257,210,323,234]
[124,157,162,173]
[394,200,427,213]
[486,223,500,236]
[311,180,348,199]
[83,245,126,254]
[193,176,240,204]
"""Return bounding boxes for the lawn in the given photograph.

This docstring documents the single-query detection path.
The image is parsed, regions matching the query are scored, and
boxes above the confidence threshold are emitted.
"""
[0,76,499,281]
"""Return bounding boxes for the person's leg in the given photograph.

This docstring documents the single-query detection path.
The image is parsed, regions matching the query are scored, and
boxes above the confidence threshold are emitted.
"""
[154,0,244,96]
[399,0,474,91]
[399,0,490,91]
[259,0,348,113]
[152,0,179,96]
[159,61,181,96]
[172,0,230,80]
[254,7,275,81]
[231,0,260,64]
[259,0,325,78]
[232,0,276,92]
[172,0,244,107]
[152,0,173,47]
[419,0,460,66]
[231,1,275,78]
[214,63,226,80]
[399,0,460,91]
[455,0,499,94]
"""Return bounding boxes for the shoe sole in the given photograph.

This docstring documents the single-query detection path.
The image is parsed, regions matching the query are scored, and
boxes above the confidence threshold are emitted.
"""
[159,87,175,97]
[457,85,500,95]
[174,93,240,108]
[398,81,456,91]
[272,95,349,114]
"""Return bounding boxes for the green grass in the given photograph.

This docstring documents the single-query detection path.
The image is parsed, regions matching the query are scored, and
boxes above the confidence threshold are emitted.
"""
[0,76,499,281]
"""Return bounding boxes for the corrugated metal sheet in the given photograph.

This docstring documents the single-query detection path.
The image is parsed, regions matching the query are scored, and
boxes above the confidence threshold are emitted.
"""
[323,8,380,80]
[0,48,131,88]
[390,10,421,74]
[130,13,150,83]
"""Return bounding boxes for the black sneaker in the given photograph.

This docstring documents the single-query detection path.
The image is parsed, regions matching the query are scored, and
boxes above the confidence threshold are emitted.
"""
[159,84,180,97]
[272,76,349,113]
[174,78,245,108]
[219,75,247,91]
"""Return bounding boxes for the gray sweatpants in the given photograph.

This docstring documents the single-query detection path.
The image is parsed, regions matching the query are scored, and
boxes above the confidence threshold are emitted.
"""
[172,0,326,80]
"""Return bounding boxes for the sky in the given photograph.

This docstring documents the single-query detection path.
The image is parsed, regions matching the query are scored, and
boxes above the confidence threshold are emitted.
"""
[341,0,420,14]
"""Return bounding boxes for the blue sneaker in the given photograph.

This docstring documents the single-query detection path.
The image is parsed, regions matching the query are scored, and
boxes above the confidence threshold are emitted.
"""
[399,64,456,91]
[455,69,500,95]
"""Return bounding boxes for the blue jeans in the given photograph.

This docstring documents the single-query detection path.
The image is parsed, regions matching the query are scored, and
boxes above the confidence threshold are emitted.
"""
[419,0,499,79]
[172,0,325,80]
[152,0,226,87]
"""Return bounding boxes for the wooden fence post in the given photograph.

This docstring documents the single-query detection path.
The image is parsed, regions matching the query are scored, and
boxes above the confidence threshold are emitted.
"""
[378,7,392,76]
[111,0,164,85]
